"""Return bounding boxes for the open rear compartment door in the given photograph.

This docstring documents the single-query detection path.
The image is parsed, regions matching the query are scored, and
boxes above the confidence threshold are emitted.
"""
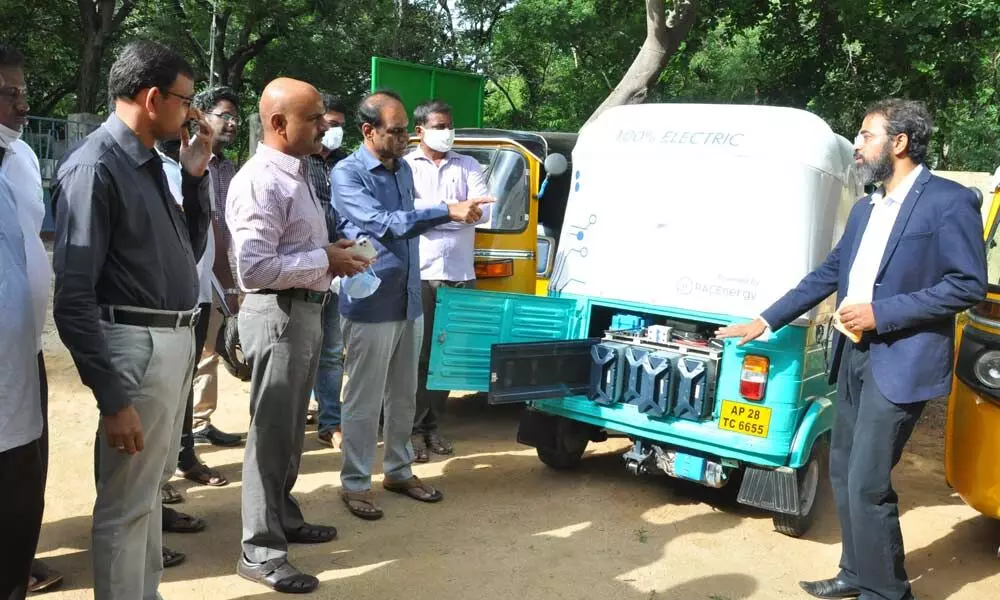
[426,288,584,393]
[488,339,600,404]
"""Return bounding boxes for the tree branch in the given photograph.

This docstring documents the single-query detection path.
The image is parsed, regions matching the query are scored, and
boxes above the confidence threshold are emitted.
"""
[584,0,699,126]
[489,75,519,113]
[111,0,136,32]
[169,0,210,72]
[36,75,78,115]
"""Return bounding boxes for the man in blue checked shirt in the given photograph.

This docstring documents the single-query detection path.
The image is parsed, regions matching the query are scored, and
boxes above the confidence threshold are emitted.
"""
[331,89,491,521]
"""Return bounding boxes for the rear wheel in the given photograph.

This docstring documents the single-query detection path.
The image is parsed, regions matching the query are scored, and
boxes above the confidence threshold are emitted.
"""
[773,437,828,538]
[536,417,590,470]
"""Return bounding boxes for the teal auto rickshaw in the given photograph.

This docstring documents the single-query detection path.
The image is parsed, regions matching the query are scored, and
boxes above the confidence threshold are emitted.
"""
[426,103,862,537]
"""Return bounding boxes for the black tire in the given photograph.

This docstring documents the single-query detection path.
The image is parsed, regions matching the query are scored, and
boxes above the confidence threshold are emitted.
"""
[773,436,829,538]
[536,417,590,470]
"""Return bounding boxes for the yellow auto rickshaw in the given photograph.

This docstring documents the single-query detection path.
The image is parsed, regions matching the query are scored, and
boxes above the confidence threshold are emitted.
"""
[944,186,1000,521]
[410,129,577,296]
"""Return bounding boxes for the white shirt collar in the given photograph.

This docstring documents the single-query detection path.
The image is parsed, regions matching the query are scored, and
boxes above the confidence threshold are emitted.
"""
[870,164,924,206]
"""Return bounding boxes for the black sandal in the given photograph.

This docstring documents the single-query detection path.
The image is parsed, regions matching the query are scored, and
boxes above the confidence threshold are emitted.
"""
[176,462,229,487]
[161,483,183,505]
[163,546,186,568]
[162,507,207,533]
[285,522,337,544]
[238,557,319,594]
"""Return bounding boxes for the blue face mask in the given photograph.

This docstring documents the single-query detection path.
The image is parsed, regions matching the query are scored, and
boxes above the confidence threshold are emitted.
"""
[342,266,381,300]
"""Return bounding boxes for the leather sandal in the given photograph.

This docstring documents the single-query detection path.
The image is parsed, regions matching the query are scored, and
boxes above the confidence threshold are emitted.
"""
[340,490,383,520]
[162,507,207,533]
[238,556,318,594]
[162,546,185,568]
[161,483,183,505]
[176,462,229,487]
[383,475,443,503]
[28,560,63,593]
[285,522,338,544]
[411,434,429,463]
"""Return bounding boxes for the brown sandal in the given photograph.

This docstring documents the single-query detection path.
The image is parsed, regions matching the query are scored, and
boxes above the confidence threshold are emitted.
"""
[340,490,383,520]
[176,462,229,487]
[383,476,443,503]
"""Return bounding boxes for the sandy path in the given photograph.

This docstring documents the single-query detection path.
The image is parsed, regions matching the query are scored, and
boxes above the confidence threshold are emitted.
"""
[33,305,1000,600]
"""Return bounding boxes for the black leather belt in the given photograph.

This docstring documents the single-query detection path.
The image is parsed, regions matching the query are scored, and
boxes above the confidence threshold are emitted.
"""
[257,288,332,305]
[100,306,200,329]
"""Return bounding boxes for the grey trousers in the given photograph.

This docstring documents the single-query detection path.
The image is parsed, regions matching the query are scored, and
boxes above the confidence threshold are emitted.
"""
[92,319,195,600]
[238,294,323,564]
[414,279,474,435]
[340,317,423,492]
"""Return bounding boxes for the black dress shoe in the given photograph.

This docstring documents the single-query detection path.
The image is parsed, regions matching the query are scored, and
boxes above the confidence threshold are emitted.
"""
[193,424,243,447]
[799,577,861,599]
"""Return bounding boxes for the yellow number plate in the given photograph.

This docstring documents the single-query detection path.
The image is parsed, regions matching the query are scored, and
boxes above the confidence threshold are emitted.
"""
[719,400,771,438]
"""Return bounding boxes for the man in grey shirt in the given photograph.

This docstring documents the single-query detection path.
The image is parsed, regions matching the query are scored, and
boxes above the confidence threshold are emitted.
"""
[0,172,43,600]
[52,40,213,600]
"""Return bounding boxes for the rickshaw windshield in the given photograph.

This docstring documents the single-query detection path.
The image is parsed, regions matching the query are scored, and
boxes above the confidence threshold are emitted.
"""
[987,216,1000,292]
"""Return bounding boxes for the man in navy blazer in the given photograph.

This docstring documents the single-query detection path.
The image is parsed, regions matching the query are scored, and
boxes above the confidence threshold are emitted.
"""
[718,99,987,600]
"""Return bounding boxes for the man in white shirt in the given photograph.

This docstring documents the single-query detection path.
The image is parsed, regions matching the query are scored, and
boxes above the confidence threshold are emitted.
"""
[404,100,491,461]
[0,171,43,600]
[0,43,63,595]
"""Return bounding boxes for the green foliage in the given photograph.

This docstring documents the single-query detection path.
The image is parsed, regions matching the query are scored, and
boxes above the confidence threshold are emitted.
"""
[3,0,1000,169]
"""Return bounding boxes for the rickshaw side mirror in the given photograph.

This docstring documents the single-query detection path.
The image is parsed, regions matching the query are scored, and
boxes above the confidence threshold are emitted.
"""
[538,153,569,200]
[971,187,984,210]
[537,235,557,277]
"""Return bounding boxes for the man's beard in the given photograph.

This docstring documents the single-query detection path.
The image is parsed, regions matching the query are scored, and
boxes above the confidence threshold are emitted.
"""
[855,142,894,187]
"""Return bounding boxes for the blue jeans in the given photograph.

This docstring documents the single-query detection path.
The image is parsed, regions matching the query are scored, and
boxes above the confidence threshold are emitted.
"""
[313,296,344,434]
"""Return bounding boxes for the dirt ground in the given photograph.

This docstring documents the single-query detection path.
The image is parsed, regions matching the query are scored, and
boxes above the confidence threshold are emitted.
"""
[34,307,1000,600]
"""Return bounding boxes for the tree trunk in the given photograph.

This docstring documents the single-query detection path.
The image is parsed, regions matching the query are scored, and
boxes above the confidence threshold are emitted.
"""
[74,0,137,113]
[584,0,698,126]
[77,32,106,113]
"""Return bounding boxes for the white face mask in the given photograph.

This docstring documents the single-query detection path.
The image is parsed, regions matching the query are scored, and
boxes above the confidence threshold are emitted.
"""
[0,122,22,148]
[321,126,344,151]
[342,266,382,300]
[422,128,455,153]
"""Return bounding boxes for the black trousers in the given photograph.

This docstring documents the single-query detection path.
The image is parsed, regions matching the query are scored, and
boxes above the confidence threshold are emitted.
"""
[414,280,474,435]
[0,437,44,600]
[177,303,212,471]
[831,344,926,600]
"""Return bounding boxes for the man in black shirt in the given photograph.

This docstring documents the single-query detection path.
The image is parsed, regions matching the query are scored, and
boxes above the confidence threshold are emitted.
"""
[52,40,213,600]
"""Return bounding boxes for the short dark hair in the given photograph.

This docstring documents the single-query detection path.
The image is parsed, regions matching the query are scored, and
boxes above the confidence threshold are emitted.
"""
[108,40,195,101]
[0,43,25,70]
[320,93,346,115]
[865,99,933,165]
[193,85,240,113]
[414,99,452,127]
[357,88,404,130]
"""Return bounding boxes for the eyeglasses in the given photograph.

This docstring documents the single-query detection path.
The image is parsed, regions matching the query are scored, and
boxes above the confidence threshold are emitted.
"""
[209,112,238,123]
[163,90,194,109]
[0,87,27,103]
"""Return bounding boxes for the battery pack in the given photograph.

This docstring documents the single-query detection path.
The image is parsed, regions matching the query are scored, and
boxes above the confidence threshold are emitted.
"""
[673,356,712,420]
[638,351,674,417]
[623,346,650,405]
[589,342,628,406]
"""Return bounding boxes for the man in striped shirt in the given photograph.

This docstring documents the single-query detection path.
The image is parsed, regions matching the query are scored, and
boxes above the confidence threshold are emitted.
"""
[226,77,368,595]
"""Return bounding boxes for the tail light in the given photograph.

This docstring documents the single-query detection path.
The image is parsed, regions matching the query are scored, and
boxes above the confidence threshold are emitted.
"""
[475,259,514,279]
[739,355,769,401]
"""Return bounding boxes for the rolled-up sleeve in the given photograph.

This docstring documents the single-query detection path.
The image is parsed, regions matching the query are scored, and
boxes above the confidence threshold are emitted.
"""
[227,174,329,291]
[52,164,130,416]
[333,164,449,240]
